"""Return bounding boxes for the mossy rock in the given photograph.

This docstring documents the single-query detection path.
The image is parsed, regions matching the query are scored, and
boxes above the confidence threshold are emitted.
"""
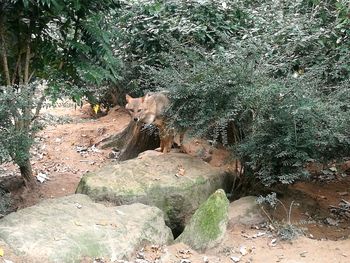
[0,194,173,262]
[76,153,232,233]
[176,189,229,251]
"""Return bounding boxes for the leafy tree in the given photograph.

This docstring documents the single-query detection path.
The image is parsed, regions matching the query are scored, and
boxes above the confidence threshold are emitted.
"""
[148,0,350,187]
[151,48,350,186]
[0,0,121,187]
[112,0,245,93]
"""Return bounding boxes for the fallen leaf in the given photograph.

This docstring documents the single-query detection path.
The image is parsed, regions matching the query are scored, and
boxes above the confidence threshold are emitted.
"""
[176,165,186,177]
[96,221,108,226]
[74,221,83,226]
[0,247,4,256]
[36,172,49,183]
[300,251,308,257]
[252,232,266,238]
[270,238,277,247]
[329,167,337,172]
[230,256,241,262]
[239,246,248,256]
[93,104,100,114]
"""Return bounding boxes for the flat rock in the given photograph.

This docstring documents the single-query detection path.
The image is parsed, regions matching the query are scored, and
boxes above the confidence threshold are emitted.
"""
[76,153,232,233]
[0,194,173,262]
[176,189,229,251]
[228,196,266,227]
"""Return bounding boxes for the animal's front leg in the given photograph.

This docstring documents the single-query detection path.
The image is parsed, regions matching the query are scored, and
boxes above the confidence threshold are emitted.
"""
[161,135,173,153]
[159,139,165,152]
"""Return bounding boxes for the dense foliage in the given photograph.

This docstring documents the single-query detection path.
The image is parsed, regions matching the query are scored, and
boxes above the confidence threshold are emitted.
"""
[112,0,245,93]
[144,0,350,185]
[0,0,120,184]
[1,0,349,187]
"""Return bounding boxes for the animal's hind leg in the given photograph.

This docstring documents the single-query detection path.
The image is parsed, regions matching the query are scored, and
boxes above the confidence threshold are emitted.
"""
[178,131,186,153]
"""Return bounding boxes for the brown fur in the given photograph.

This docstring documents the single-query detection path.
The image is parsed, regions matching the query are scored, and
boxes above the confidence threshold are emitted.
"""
[125,93,182,153]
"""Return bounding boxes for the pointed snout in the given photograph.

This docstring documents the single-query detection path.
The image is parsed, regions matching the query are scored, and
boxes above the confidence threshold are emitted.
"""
[133,117,139,122]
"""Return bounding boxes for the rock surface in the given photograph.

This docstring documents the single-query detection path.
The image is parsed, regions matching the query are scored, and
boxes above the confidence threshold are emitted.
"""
[0,194,173,262]
[76,153,232,233]
[176,189,229,251]
[228,196,266,227]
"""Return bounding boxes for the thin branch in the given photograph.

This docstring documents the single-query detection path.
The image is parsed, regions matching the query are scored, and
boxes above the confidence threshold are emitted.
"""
[260,205,274,225]
[28,70,35,83]
[276,199,289,222]
[288,201,294,225]
[32,94,46,121]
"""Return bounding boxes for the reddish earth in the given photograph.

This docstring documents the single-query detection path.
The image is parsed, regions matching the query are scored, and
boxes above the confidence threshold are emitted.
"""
[1,103,349,262]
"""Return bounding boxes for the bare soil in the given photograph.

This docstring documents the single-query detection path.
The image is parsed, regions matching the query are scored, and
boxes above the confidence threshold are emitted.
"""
[1,104,349,262]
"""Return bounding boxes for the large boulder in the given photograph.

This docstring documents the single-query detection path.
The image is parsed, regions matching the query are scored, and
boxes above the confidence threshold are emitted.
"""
[0,194,173,262]
[76,153,232,234]
[176,189,229,251]
[228,196,266,227]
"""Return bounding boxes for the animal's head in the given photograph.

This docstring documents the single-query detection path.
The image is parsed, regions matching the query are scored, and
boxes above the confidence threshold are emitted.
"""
[125,94,147,122]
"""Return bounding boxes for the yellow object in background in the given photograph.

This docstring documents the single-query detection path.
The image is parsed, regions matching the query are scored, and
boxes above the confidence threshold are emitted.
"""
[93,104,100,114]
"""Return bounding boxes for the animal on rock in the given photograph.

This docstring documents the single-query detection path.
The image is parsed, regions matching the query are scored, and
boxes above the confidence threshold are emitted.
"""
[125,93,183,153]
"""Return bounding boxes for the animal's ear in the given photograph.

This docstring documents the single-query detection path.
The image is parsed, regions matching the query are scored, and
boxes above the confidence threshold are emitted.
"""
[125,94,132,103]
[142,93,149,102]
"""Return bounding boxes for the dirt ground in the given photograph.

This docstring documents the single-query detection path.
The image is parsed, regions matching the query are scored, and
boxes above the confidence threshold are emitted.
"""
[1,103,350,263]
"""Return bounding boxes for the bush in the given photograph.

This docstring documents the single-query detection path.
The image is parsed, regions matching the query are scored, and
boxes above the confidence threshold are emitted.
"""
[150,48,350,185]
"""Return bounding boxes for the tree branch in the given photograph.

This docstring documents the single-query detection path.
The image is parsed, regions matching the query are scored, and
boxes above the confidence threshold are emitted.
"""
[24,42,30,84]
[32,93,46,121]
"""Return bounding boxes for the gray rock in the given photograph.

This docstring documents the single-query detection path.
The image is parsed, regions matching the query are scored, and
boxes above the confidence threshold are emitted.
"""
[76,153,232,232]
[228,196,266,227]
[0,194,173,262]
[176,189,229,251]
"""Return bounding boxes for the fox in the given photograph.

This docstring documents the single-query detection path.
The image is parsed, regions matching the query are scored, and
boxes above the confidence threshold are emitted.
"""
[125,92,183,153]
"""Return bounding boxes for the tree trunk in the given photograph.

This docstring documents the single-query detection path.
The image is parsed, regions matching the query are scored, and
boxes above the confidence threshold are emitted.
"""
[97,121,160,161]
[0,23,11,86]
[18,158,36,189]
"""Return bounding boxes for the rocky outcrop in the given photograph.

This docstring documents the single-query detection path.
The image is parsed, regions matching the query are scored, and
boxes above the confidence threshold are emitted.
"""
[0,194,173,262]
[76,153,232,234]
[176,189,229,251]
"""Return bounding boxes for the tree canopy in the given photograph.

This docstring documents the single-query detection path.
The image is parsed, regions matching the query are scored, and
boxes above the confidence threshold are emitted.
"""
[0,0,121,185]
[1,0,349,188]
